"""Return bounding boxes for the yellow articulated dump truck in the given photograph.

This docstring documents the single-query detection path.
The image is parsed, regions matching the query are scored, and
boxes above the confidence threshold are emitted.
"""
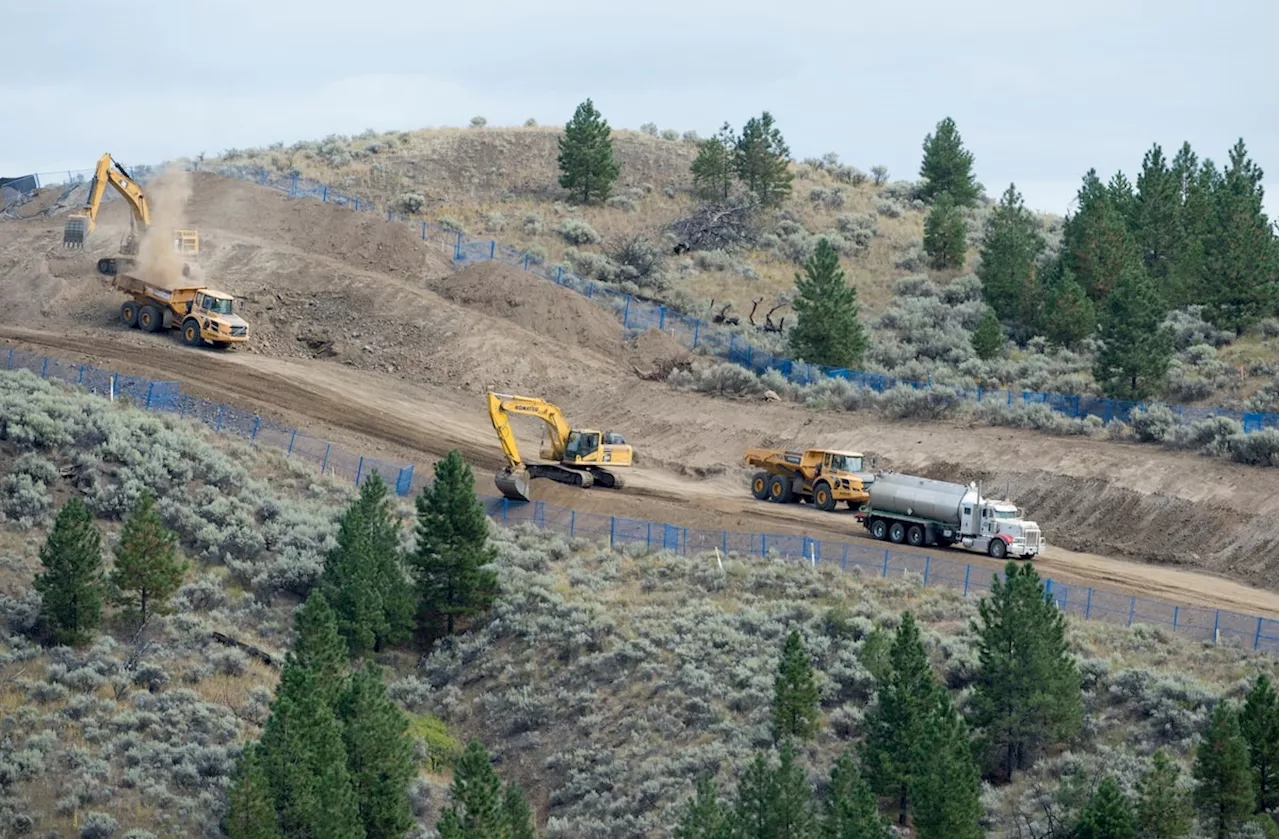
[111,274,249,349]
[744,447,872,512]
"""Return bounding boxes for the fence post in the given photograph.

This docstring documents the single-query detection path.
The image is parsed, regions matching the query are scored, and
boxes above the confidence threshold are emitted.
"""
[658,306,666,331]
[322,185,328,202]
[489,240,496,260]
[1253,618,1263,651]
[5,348,12,369]
[923,555,931,586]
[1172,606,1179,630]
[761,534,767,557]
[215,404,226,433]
[623,296,631,327]
[179,395,189,419]
[882,550,889,577]
[609,516,616,549]
[1084,588,1093,620]
[1127,596,1137,627]
[692,320,700,349]
[1212,609,1220,644]
[646,522,652,548]
[40,357,48,378]
[250,416,261,445]
[287,429,297,456]
[570,510,575,539]
[144,382,155,410]
[77,365,85,385]
[502,498,509,524]
[421,221,427,241]
[454,231,462,260]
[722,531,727,556]
[523,253,530,271]
[841,543,848,571]
[555,266,563,284]
[355,456,365,486]
[321,443,332,475]
[963,564,971,596]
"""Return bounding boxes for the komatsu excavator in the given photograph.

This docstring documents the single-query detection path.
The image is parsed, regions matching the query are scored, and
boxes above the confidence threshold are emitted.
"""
[62,153,199,277]
[487,391,633,502]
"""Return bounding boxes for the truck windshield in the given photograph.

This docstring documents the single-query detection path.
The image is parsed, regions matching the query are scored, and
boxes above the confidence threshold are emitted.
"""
[991,508,1017,519]
[203,297,233,315]
[829,454,863,472]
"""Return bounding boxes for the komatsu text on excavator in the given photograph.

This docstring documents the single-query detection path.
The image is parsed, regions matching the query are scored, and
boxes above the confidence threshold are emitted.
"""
[62,153,199,276]
[487,391,633,502]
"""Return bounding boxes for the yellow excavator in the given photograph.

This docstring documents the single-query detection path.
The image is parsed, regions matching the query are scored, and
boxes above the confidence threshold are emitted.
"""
[487,391,633,502]
[62,153,199,277]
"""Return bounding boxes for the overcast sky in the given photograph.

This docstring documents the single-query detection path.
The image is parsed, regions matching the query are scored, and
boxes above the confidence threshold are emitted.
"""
[4,0,1277,220]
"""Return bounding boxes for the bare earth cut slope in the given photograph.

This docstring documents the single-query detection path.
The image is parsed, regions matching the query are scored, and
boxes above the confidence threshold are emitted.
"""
[0,171,1275,615]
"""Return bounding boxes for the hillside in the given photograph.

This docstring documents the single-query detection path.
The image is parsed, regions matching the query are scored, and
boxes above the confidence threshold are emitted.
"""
[0,370,1274,838]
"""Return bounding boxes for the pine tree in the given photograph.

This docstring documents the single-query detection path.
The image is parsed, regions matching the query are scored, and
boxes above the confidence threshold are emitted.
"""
[286,590,349,707]
[692,123,737,202]
[1092,263,1175,400]
[257,665,364,839]
[822,752,892,839]
[1038,265,1097,348]
[321,472,415,656]
[1135,750,1194,839]
[770,739,817,839]
[919,117,981,206]
[1134,144,1192,305]
[336,662,416,839]
[502,782,537,839]
[788,238,868,368]
[923,191,968,270]
[729,752,777,839]
[1238,674,1279,816]
[970,306,1004,360]
[970,561,1083,782]
[676,775,728,839]
[1076,776,1137,839]
[110,489,187,626]
[33,497,105,646]
[864,612,939,826]
[410,449,499,640]
[557,98,621,204]
[1060,170,1143,302]
[437,740,507,838]
[223,744,283,839]
[772,629,820,744]
[911,688,983,839]
[1193,702,1254,838]
[1200,139,1279,335]
[977,184,1045,328]
[733,111,794,207]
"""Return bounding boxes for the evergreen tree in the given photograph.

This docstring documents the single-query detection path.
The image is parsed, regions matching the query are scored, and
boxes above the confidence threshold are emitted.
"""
[336,662,416,839]
[224,744,283,839]
[822,752,891,839]
[1193,702,1254,838]
[1038,265,1097,348]
[33,497,105,646]
[557,98,621,204]
[286,590,349,707]
[864,612,939,826]
[919,117,981,206]
[1238,674,1279,816]
[1092,263,1175,400]
[692,123,736,202]
[110,489,187,626]
[728,741,815,839]
[321,473,416,656]
[1135,750,1194,839]
[970,306,1005,360]
[910,688,984,839]
[502,782,537,839]
[1076,776,1137,839]
[1134,144,1192,305]
[788,238,868,368]
[733,111,794,207]
[437,740,507,839]
[772,629,820,744]
[410,449,500,639]
[257,665,364,839]
[977,184,1045,327]
[1200,139,1279,335]
[1107,171,1139,230]
[922,191,968,270]
[970,561,1083,783]
[1060,170,1143,302]
[675,776,728,839]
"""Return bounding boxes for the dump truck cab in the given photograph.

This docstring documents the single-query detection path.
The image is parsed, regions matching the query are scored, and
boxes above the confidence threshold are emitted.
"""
[182,289,248,347]
[744,447,871,512]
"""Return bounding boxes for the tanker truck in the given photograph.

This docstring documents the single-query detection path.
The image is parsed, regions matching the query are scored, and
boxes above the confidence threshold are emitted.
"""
[860,472,1045,560]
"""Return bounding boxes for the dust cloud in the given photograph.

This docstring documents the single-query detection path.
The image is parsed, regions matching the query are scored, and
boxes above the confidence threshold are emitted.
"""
[135,165,202,288]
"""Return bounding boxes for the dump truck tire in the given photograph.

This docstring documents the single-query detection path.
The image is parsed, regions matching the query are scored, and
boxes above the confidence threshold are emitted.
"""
[138,305,162,333]
[182,319,202,347]
[750,471,770,500]
[121,301,139,328]
[813,481,836,511]
[767,475,792,503]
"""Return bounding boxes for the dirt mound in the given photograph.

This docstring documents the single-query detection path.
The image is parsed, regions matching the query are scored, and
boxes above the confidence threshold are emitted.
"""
[625,327,693,378]
[429,262,628,360]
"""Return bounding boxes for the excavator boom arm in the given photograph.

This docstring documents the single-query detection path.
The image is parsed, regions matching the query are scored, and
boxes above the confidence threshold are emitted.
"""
[67,154,150,242]
[486,392,573,470]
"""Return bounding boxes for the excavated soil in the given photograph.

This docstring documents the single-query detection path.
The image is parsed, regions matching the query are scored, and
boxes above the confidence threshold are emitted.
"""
[0,173,1276,617]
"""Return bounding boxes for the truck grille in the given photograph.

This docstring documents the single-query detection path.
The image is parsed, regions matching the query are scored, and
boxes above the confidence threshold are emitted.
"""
[1022,525,1044,550]
[230,326,247,337]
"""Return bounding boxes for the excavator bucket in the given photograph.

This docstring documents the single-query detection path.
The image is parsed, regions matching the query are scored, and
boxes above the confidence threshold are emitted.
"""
[63,216,88,248]
[494,467,532,503]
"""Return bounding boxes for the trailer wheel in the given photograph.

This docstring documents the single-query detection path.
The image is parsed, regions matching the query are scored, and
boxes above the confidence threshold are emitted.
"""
[138,304,162,333]
[813,481,837,511]
[988,539,1007,559]
[767,475,792,503]
[120,301,139,328]
[907,524,925,547]
[182,319,203,347]
[888,522,906,544]
[750,471,770,500]
[869,519,888,540]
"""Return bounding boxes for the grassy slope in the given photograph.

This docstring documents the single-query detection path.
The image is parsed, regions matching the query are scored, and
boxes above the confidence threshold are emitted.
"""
[0,369,1273,837]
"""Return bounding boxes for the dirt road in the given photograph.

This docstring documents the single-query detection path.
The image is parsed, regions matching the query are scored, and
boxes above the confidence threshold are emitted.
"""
[1,324,1273,619]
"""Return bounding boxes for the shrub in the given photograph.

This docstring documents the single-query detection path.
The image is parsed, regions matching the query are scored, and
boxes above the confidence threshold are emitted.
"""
[871,165,889,185]
[1129,405,1176,443]
[469,115,487,128]
[875,199,904,218]
[408,712,463,772]
[682,130,700,144]
[397,193,425,214]
[1226,429,1279,467]
[78,812,119,839]
[558,218,602,245]
[661,128,680,141]
[639,122,658,136]
[606,195,638,213]
[483,211,506,232]
[522,213,544,235]
[524,118,537,127]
